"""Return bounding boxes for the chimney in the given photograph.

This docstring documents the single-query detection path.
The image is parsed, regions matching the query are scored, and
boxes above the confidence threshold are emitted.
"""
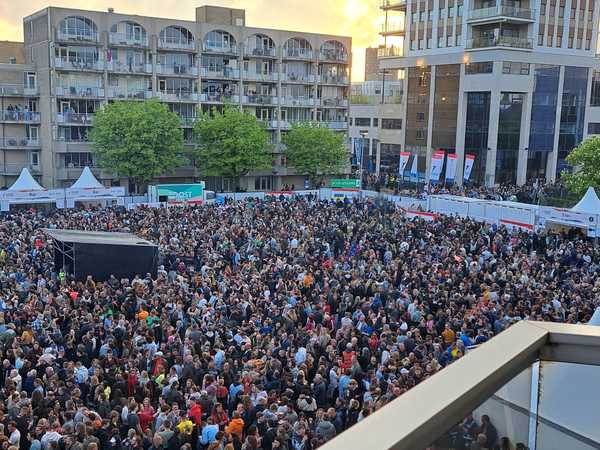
[108,7,114,13]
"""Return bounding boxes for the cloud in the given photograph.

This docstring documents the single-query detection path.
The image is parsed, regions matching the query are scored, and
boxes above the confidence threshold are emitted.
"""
[0,0,380,80]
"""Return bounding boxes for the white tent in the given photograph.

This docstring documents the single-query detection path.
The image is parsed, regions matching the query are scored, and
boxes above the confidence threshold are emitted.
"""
[70,166,103,189]
[571,187,600,214]
[8,168,45,191]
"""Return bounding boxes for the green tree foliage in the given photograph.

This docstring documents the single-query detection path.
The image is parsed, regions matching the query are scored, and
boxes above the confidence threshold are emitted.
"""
[282,122,349,183]
[193,105,272,186]
[89,99,184,184]
[562,136,600,196]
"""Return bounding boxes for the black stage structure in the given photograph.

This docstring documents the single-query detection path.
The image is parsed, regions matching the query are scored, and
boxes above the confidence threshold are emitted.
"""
[44,229,158,281]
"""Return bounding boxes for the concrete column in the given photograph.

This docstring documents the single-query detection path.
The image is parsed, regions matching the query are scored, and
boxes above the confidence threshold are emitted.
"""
[517,70,536,185]
[485,89,502,187]
[425,65,436,181]
[455,64,467,186]
[546,65,565,183]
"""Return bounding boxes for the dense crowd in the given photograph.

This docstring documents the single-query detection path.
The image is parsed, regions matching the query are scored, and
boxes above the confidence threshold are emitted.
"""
[0,197,597,450]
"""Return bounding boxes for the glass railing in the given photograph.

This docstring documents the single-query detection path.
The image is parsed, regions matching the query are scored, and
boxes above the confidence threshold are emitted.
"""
[202,44,238,54]
[204,93,239,102]
[283,73,316,83]
[244,95,277,105]
[378,45,403,57]
[158,39,195,50]
[158,91,199,101]
[107,88,150,99]
[0,84,38,96]
[108,32,149,46]
[0,110,40,122]
[469,5,535,21]
[55,58,104,71]
[57,112,94,125]
[180,116,198,127]
[201,67,240,79]
[245,47,277,57]
[242,71,278,82]
[284,49,313,59]
[156,64,198,76]
[467,36,533,49]
[320,50,349,62]
[56,29,99,42]
[321,98,348,107]
[0,164,40,174]
[282,97,315,107]
[320,75,350,84]
[107,61,152,74]
[55,86,105,97]
[0,137,40,148]
[380,21,406,34]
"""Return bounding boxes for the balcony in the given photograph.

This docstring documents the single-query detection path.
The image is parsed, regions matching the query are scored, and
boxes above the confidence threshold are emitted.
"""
[245,47,277,58]
[156,64,198,76]
[55,86,105,98]
[322,120,348,129]
[282,73,316,83]
[282,97,316,107]
[244,95,277,105]
[0,164,40,175]
[0,110,41,123]
[0,137,40,149]
[200,67,240,79]
[180,116,198,127]
[284,49,313,60]
[56,29,99,43]
[468,5,536,23]
[242,71,278,82]
[158,39,195,51]
[321,98,349,108]
[157,91,199,102]
[202,44,238,55]
[319,50,349,63]
[467,35,533,50]
[55,58,105,71]
[377,45,403,58]
[108,32,149,47]
[56,112,94,125]
[0,84,38,97]
[106,88,149,100]
[380,21,406,36]
[380,0,406,10]
[320,75,350,85]
[107,61,152,74]
[204,93,239,103]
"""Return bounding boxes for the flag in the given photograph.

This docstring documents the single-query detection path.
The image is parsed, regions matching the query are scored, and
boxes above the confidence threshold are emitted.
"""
[445,153,458,183]
[429,150,445,182]
[410,154,418,179]
[464,154,476,182]
[399,151,410,176]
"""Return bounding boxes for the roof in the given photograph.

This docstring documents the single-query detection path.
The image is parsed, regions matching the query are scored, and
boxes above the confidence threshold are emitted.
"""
[43,229,157,247]
[70,166,104,189]
[8,168,45,191]
[572,187,600,214]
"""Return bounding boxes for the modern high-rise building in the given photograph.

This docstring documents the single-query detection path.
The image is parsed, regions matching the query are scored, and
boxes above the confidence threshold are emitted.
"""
[365,46,400,82]
[0,6,351,191]
[379,0,600,186]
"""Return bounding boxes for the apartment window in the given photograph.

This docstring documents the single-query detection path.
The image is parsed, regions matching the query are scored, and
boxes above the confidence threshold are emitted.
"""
[64,152,94,168]
[416,129,426,140]
[586,39,591,50]
[373,118,379,127]
[502,61,530,75]
[538,35,544,46]
[354,117,371,126]
[427,38,432,49]
[349,118,353,126]
[412,12,418,22]
[30,152,40,167]
[419,39,425,49]
[591,71,600,106]
[588,123,600,134]
[420,11,426,21]
[439,8,446,18]
[448,6,454,18]
[9,57,16,64]
[465,62,493,74]
[416,112,425,121]
[438,37,445,47]
[254,176,273,191]
[447,36,455,47]
[456,35,462,46]
[559,6,565,17]
[457,5,463,17]
[382,118,403,129]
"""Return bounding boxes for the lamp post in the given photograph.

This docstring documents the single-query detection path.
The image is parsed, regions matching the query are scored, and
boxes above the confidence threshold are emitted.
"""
[359,130,368,190]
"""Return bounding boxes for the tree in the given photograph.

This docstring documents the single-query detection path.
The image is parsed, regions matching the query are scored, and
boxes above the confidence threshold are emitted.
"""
[89,99,184,188]
[282,122,349,184]
[192,105,272,188]
[561,136,600,196]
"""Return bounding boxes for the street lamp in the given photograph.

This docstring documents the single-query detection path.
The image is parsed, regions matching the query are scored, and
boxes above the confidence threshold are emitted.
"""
[359,130,368,189]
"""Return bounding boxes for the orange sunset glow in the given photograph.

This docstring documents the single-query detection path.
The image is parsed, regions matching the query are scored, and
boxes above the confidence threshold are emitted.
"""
[0,0,385,81]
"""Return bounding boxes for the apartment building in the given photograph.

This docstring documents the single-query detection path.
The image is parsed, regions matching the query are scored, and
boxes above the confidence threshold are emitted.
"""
[349,79,404,180]
[379,0,600,186]
[0,6,351,191]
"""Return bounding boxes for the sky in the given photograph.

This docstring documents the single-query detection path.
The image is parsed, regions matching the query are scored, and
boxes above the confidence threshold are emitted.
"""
[0,0,384,81]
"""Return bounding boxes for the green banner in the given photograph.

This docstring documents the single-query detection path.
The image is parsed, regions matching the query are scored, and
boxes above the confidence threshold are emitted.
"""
[155,184,204,204]
[331,179,360,188]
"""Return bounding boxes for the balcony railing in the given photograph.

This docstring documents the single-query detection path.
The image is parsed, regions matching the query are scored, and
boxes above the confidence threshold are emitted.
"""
[380,0,407,9]
[244,95,277,105]
[55,58,105,71]
[158,39,195,51]
[320,75,350,85]
[108,32,149,47]
[322,120,348,129]
[319,50,349,63]
[204,93,239,103]
[321,98,348,107]
[0,110,41,123]
[201,67,240,79]
[0,137,40,149]
[57,112,94,125]
[468,5,535,21]
[202,44,238,55]
[245,47,277,58]
[180,116,198,127]
[242,71,278,82]
[380,22,406,35]
[284,49,313,59]
[55,86,105,98]
[282,97,316,107]
[467,35,533,49]
[56,29,99,43]
[0,164,40,175]
[377,45,403,58]
[283,73,316,83]
[156,64,198,76]
[158,91,199,101]
[0,84,38,96]
[108,88,152,100]
[107,61,152,74]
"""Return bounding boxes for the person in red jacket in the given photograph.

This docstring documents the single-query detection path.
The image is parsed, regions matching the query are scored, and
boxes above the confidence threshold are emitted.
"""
[188,398,202,426]
[341,343,356,371]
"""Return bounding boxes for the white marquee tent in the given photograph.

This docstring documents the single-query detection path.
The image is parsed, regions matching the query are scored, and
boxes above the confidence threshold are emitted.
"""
[65,166,125,207]
[0,168,63,210]
[571,186,600,215]
[70,166,104,189]
[8,168,45,191]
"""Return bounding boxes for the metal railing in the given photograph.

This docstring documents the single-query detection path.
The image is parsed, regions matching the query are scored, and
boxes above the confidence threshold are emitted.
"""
[180,116,198,127]
[468,5,535,21]
[321,98,348,107]
[0,164,40,175]
[201,67,240,79]
[380,21,406,34]
[158,39,195,50]
[283,73,316,83]
[106,88,149,100]
[108,32,149,46]
[322,120,348,129]
[156,64,198,76]
[55,58,105,71]
[282,97,315,107]
[56,29,99,42]
[57,112,94,125]
[0,137,40,148]
[467,35,533,49]
[0,110,41,122]
[244,94,277,105]
[380,0,407,9]
[107,61,152,74]
[204,93,238,103]
[245,47,277,58]
[242,71,278,82]
[378,45,403,58]
[319,50,349,62]
[0,84,38,96]
[320,75,350,84]
[157,91,199,101]
[284,49,313,59]
[202,44,238,54]
[55,86,105,97]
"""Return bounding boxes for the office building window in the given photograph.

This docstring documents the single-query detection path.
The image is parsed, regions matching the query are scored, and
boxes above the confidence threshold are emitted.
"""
[502,61,530,75]
[354,117,371,126]
[558,66,588,173]
[64,152,95,168]
[381,119,403,129]
[412,12,418,22]
[373,118,379,127]
[465,62,493,74]
[416,129,426,140]
[438,36,445,47]
[588,123,600,134]
[420,11,426,21]
[456,35,462,45]
[457,5,463,16]
[447,36,454,46]
[416,112,425,121]
[448,6,454,17]
[419,39,425,49]
[411,40,417,50]
[427,38,432,49]
[591,71,600,106]
[380,143,402,176]
[465,92,491,185]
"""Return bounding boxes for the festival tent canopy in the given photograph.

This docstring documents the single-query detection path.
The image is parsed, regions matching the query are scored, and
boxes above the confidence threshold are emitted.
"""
[70,166,103,189]
[8,168,45,191]
[571,187,600,215]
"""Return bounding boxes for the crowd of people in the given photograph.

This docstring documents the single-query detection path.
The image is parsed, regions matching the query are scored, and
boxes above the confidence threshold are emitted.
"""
[0,196,597,450]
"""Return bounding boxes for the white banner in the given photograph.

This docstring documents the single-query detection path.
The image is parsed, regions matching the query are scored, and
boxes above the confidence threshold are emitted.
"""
[429,150,445,182]
[0,189,64,201]
[410,154,418,178]
[399,151,410,175]
[464,153,476,181]
[445,153,458,183]
[66,187,125,199]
